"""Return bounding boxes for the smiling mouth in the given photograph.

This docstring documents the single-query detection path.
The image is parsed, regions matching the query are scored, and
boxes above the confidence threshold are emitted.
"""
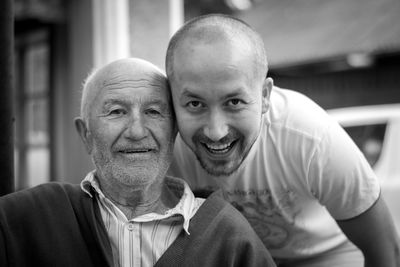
[119,149,153,153]
[202,141,236,154]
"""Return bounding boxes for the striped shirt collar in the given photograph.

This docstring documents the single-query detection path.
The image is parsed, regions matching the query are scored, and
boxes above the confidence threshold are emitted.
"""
[81,170,202,234]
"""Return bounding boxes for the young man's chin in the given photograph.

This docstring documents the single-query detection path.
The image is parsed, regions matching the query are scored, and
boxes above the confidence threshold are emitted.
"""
[198,157,240,177]
[192,143,242,176]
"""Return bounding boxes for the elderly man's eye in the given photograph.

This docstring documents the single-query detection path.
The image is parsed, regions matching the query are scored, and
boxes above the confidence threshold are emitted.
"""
[109,109,126,116]
[146,109,161,116]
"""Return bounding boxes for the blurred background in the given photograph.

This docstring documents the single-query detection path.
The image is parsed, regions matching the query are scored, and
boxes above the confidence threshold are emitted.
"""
[9,0,400,191]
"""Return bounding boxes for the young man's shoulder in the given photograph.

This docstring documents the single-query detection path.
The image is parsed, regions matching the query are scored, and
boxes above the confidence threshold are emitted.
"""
[267,86,335,139]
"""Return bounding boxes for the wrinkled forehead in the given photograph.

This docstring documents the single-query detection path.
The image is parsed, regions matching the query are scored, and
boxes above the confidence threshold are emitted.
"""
[100,61,166,87]
[89,64,170,103]
[101,71,167,92]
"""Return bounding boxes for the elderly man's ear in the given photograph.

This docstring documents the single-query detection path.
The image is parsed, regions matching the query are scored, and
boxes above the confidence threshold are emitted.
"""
[74,117,93,154]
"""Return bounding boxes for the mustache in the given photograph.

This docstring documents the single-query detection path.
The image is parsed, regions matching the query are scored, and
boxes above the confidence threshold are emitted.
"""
[193,130,240,144]
[112,142,158,152]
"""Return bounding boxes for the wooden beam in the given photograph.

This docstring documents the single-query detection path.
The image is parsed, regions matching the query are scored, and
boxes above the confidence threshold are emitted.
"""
[14,0,65,23]
[0,0,15,196]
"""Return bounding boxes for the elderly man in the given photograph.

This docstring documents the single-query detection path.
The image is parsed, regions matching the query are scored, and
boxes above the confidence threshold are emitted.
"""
[0,58,275,267]
[166,14,400,267]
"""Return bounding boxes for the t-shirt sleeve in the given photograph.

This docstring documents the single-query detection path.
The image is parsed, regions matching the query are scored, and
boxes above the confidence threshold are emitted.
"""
[308,121,381,220]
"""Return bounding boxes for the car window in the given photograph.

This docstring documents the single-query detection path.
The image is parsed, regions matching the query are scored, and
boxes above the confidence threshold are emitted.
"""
[343,124,387,167]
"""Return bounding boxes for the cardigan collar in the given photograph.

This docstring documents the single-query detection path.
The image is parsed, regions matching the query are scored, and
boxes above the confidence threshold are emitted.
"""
[81,170,204,234]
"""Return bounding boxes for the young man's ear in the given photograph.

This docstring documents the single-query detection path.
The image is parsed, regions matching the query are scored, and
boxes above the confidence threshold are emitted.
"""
[262,77,273,114]
[74,117,93,154]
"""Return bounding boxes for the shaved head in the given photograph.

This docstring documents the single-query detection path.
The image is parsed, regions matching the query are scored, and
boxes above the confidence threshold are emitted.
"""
[165,14,268,82]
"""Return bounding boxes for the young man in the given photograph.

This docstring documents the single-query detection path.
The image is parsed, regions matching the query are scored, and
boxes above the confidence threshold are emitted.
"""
[0,58,275,267]
[166,14,400,266]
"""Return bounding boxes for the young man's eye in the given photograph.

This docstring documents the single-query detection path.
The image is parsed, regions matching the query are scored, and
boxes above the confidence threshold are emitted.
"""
[187,101,204,109]
[226,99,244,107]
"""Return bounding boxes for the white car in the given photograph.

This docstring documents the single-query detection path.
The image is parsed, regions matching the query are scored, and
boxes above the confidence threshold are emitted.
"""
[327,103,400,233]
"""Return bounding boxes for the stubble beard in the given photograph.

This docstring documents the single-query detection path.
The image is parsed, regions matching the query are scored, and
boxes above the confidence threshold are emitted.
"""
[92,146,174,188]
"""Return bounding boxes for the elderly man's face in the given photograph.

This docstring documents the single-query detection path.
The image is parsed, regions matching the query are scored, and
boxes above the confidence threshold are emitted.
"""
[85,70,175,187]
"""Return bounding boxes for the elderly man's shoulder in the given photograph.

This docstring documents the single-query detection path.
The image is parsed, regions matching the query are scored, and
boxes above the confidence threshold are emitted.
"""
[175,191,275,266]
[192,191,259,236]
[0,182,85,215]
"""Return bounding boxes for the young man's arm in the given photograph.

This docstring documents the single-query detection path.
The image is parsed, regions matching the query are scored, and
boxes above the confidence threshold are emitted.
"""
[337,196,400,267]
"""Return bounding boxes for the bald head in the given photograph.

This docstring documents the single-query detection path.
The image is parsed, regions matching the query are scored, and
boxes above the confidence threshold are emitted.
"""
[165,14,268,81]
[80,58,168,124]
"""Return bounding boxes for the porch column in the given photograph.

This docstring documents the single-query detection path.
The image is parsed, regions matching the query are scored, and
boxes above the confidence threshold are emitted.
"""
[0,0,14,196]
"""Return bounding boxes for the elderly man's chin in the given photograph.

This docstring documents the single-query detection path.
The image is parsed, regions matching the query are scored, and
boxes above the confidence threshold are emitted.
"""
[99,165,164,187]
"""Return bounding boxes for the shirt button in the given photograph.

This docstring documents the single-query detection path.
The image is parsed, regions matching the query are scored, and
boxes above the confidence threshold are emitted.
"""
[127,222,135,231]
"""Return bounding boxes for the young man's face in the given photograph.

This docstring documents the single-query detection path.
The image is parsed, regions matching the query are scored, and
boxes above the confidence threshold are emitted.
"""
[169,39,270,176]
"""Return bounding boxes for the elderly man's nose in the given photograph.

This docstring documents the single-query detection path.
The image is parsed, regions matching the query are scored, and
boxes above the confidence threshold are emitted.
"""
[203,113,229,141]
[125,114,147,139]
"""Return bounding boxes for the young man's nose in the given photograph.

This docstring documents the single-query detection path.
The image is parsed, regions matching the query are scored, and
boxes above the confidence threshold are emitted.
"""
[203,110,229,141]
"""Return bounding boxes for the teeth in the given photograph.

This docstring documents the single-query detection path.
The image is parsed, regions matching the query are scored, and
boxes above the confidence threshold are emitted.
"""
[205,142,232,154]
[206,143,230,150]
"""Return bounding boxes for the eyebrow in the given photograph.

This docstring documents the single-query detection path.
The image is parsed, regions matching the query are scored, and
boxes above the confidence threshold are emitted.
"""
[145,99,169,110]
[102,98,126,107]
[223,89,247,99]
[102,97,169,110]
[180,88,247,100]
[180,89,205,100]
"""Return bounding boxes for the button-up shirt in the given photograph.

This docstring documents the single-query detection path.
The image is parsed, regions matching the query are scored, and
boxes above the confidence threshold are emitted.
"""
[81,171,205,267]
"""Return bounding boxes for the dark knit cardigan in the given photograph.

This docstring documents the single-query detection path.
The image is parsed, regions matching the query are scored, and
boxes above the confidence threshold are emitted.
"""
[0,182,275,267]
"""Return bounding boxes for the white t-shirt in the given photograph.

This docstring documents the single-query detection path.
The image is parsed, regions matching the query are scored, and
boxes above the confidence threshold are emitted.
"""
[168,87,380,259]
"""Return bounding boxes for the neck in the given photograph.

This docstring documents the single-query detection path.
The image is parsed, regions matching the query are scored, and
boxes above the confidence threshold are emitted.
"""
[97,176,179,220]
